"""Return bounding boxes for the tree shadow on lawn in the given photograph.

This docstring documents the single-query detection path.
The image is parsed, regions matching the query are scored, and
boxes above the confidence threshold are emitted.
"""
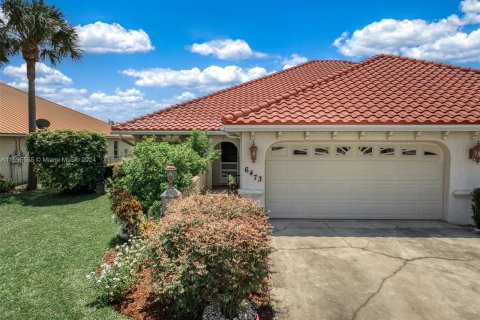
[0,189,102,207]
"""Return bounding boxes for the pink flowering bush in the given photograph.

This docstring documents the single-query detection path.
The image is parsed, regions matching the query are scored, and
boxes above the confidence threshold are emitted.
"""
[167,193,265,219]
[147,194,272,319]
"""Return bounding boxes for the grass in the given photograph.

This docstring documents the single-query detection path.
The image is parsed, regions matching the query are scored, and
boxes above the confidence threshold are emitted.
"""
[0,189,126,320]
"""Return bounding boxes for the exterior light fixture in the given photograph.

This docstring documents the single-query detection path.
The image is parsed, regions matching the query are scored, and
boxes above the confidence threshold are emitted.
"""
[161,164,181,215]
[470,141,480,164]
[165,164,177,187]
[249,141,258,163]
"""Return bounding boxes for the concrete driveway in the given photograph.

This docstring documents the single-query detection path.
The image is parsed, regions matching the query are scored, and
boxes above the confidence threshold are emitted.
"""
[269,220,480,320]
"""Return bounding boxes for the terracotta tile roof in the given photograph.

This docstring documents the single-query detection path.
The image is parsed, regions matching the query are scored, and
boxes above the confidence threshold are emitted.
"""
[222,54,480,125]
[113,60,356,131]
[0,82,118,137]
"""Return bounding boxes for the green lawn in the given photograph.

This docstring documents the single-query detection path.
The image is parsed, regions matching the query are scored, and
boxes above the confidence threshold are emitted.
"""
[0,190,125,320]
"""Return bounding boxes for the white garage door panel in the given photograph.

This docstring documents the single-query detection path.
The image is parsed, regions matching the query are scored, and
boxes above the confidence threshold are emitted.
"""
[266,142,444,219]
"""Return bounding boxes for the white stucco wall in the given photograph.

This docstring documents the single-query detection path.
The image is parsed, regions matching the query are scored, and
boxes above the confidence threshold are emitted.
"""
[235,130,480,225]
[0,136,28,183]
[105,138,134,162]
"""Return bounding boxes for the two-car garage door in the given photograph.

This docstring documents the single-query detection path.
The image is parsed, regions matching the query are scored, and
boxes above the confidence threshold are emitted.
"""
[265,142,444,219]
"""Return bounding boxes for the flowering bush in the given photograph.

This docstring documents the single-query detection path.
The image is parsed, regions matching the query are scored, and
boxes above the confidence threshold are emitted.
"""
[147,194,272,318]
[167,193,265,219]
[87,238,146,303]
[109,185,144,237]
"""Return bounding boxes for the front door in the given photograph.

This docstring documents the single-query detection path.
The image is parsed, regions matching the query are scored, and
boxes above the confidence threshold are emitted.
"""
[219,142,238,185]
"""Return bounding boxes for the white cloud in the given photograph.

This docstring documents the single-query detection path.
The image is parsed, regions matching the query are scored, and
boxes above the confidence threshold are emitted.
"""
[3,63,73,86]
[0,9,6,23]
[403,29,480,62]
[76,21,154,53]
[282,54,309,69]
[190,39,266,60]
[89,88,144,104]
[174,91,196,102]
[461,0,480,23]
[121,65,268,91]
[333,0,480,63]
[2,63,161,121]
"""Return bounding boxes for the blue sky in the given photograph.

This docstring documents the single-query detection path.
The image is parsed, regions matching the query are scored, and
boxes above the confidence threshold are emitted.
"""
[1,0,479,122]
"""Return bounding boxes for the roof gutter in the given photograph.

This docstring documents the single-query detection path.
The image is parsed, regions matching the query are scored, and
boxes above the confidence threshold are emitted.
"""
[221,124,480,132]
[0,133,26,137]
[112,130,227,136]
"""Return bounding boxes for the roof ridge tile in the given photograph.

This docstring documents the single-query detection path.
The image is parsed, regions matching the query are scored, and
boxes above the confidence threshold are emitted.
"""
[222,54,383,123]
[112,59,353,130]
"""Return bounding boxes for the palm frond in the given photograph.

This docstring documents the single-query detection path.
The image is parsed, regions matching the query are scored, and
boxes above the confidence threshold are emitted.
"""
[0,0,82,64]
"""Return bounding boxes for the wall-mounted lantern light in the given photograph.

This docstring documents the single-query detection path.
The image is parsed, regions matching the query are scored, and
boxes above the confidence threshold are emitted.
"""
[470,141,480,164]
[249,141,258,163]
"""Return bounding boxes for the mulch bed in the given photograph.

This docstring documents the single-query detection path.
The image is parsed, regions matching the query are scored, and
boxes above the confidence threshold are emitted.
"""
[115,267,179,320]
[100,242,274,320]
[250,276,274,320]
[2,186,26,195]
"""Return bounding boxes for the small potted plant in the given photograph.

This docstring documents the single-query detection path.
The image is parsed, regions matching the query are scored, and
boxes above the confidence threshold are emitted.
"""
[227,174,238,195]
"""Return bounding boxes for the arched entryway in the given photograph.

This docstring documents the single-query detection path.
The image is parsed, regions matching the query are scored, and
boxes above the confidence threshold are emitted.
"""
[212,142,239,186]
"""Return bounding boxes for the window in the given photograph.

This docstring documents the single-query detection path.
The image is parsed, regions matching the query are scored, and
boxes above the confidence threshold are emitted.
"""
[423,146,440,156]
[293,148,308,156]
[124,148,128,155]
[336,146,352,156]
[113,141,118,158]
[358,146,373,156]
[401,147,417,156]
[314,147,329,156]
[271,146,287,156]
[379,147,395,156]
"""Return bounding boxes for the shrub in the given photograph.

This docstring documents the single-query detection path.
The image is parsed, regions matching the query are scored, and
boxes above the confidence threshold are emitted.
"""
[168,193,265,219]
[147,195,272,318]
[26,130,107,193]
[147,200,163,218]
[122,136,218,211]
[0,174,15,193]
[109,185,144,237]
[87,238,146,303]
[472,188,480,228]
[187,129,212,158]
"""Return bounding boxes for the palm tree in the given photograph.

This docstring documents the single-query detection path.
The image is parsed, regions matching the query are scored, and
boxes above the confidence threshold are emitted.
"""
[0,0,82,190]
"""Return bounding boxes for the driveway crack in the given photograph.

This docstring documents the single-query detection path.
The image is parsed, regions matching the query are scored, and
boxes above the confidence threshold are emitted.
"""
[272,222,294,234]
[351,255,478,319]
[352,260,408,320]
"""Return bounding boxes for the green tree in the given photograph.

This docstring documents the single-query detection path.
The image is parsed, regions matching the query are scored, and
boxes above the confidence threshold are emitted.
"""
[0,0,82,190]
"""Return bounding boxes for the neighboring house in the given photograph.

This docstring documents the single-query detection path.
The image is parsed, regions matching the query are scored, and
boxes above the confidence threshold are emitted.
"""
[0,82,133,184]
[113,54,480,224]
